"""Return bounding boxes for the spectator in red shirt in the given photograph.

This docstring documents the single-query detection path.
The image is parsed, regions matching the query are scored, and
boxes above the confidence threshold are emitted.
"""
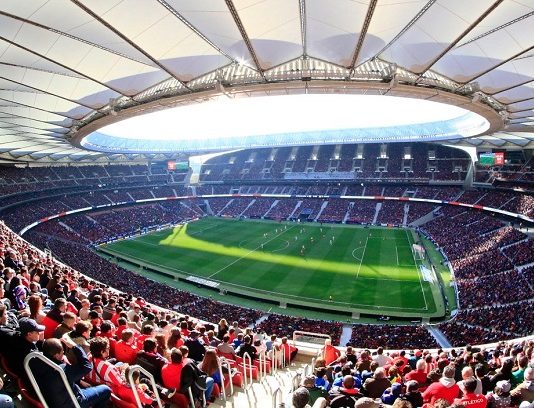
[423,365,460,405]
[405,359,429,389]
[115,329,138,364]
[454,377,487,408]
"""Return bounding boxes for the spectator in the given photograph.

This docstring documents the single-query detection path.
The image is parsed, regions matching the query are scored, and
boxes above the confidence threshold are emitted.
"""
[115,329,138,365]
[458,366,483,396]
[486,380,511,408]
[3,317,44,377]
[184,330,206,362]
[363,367,391,398]
[237,335,258,361]
[53,311,77,339]
[382,382,403,405]
[135,337,167,384]
[454,377,487,408]
[402,380,424,408]
[423,365,460,405]
[510,367,534,406]
[329,375,362,408]
[86,336,125,393]
[31,336,111,408]
[299,375,329,406]
[405,358,428,388]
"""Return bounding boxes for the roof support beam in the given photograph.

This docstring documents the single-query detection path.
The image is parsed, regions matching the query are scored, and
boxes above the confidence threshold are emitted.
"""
[0,10,151,66]
[456,10,534,49]
[0,76,95,111]
[416,0,503,79]
[458,45,534,86]
[348,0,378,74]
[0,110,70,128]
[299,0,307,57]
[156,0,237,64]
[489,79,534,96]
[224,0,266,80]
[70,0,191,91]
[369,0,437,61]
[0,36,127,97]
[508,107,534,114]
[0,98,78,120]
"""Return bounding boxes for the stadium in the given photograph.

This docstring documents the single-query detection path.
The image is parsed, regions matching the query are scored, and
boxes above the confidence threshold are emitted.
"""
[0,2,533,408]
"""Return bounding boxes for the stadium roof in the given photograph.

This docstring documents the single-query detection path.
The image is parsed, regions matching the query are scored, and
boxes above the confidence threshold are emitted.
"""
[0,0,533,163]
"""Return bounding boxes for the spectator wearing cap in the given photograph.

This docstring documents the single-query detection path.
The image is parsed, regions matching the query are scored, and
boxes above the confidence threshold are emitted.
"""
[486,380,511,408]
[510,367,534,405]
[363,367,391,399]
[382,382,403,404]
[422,364,460,405]
[4,317,44,377]
[454,377,487,408]
[402,380,424,408]
[185,330,206,362]
[300,375,329,405]
[31,336,111,408]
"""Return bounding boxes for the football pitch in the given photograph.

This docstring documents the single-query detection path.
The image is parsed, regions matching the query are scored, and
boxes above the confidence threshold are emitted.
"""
[100,217,444,317]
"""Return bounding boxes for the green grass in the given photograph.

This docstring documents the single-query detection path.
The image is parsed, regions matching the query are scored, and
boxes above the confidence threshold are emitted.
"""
[100,217,443,317]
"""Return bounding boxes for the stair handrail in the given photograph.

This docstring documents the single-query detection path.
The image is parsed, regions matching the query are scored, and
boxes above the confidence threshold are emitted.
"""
[125,365,164,408]
[242,352,254,390]
[219,358,234,401]
[23,351,81,408]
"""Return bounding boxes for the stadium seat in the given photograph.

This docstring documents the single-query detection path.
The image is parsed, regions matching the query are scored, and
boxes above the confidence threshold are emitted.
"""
[17,379,44,408]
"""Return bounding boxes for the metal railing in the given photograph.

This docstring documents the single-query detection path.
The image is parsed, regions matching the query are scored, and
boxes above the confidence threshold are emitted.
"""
[272,386,282,408]
[219,359,234,401]
[242,352,254,390]
[23,351,81,408]
[126,365,164,408]
[258,350,268,381]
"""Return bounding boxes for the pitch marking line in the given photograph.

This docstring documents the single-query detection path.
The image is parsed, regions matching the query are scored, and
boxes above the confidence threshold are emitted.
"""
[207,225,296,279]
[102,247,429,312]
[351,246,365,262]
[405,229,428,311]
[355,236,369,279]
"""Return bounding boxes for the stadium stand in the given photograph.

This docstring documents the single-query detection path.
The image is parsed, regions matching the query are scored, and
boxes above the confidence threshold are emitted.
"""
[1,146,534,408]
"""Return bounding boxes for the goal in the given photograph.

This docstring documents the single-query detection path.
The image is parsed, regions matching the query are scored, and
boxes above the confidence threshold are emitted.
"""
[412,243,426,261]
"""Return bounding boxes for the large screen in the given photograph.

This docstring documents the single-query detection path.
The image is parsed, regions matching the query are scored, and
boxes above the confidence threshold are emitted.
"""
[479,152,504,166]
[167,160,189,171]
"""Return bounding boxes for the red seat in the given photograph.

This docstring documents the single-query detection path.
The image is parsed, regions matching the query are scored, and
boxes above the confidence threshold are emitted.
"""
[17,379,44,408]
[237,363,259,380]
[0,355,17,379]
[111,393,137,408]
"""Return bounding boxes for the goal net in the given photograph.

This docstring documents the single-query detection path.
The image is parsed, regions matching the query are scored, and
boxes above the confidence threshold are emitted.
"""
[412,243,426,261]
